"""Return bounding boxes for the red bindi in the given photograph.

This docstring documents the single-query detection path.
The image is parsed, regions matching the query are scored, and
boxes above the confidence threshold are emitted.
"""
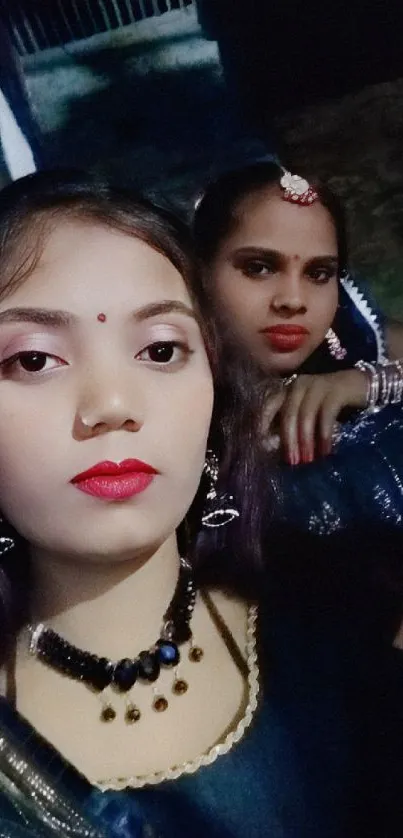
[97,313,107,322]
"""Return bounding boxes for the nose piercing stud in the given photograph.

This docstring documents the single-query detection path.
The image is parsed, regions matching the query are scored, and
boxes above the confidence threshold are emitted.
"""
[97,313,107,322]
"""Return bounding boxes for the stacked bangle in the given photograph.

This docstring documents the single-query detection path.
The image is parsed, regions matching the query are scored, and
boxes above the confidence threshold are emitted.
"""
[355,359,403,410]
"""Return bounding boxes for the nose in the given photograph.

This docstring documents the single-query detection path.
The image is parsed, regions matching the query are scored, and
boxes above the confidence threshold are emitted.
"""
[74,367,142,440]
[270,273,307,317]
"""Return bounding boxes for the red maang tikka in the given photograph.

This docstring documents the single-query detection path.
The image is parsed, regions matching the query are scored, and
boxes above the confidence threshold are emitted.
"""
[280,171,318,206]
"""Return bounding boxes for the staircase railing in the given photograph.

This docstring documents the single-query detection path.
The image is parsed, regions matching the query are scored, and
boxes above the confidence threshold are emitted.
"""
[0,0,194,55]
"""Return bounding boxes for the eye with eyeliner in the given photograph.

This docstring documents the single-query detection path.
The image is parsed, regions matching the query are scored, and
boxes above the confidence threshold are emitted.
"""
[234,256,278,279]
[0,316,199,382]
[306,263,338,284]
[136,339,193,370]
[134,322,195,371]
[0,350,67,379]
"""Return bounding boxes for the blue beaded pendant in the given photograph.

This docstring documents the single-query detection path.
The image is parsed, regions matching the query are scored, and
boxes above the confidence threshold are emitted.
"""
[157,640,180,667]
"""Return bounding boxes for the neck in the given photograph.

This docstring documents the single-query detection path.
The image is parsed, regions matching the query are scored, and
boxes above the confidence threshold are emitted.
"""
[29,536,182,659]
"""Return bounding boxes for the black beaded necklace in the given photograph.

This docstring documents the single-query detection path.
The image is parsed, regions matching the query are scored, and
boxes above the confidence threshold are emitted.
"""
[28,558,204,723]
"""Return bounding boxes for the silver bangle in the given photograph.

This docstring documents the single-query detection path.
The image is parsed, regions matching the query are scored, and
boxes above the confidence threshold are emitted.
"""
[355,361,378,409]
[355,359,403,409]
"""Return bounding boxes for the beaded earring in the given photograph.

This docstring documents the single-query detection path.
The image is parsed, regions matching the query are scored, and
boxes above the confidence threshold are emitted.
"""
[326,327,347,361]
[201,451,240,528]
[0,519,15,558]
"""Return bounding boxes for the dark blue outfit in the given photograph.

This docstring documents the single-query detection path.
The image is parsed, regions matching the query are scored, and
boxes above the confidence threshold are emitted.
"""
[0,595,396,838]
[277,274,403,534]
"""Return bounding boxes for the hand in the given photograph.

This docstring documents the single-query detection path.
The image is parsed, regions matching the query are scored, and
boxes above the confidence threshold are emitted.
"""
[264,369,368,464]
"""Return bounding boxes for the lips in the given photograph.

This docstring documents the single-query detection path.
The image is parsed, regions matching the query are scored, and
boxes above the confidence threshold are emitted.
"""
[71,459,158,501]
[261,324,310,353]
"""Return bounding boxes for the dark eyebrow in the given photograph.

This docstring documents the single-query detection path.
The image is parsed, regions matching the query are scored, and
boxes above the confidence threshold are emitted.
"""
[0,308,74,327]
[231,247,338,264]
[132,300,198,323]
[231,247,282,261]
[305,255,338,265]
[0,301,199,329]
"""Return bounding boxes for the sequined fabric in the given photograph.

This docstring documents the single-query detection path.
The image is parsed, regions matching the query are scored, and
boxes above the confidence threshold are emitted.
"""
[0,727,107,838]
[277,404,403,534]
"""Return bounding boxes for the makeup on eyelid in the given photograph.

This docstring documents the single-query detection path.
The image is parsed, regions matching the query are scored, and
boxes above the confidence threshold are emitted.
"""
[0,323,194,375]
[140,322,191,342]
[0,333,66,363]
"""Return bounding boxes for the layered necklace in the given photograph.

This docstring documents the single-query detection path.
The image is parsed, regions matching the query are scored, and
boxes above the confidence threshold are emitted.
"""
[28,558,205,724]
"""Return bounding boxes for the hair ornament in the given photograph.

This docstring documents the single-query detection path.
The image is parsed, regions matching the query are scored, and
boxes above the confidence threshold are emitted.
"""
[279,170,318,206]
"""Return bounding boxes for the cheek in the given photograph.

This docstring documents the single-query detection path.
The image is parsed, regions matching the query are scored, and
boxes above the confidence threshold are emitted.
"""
[145,370,214,528]
[151,367,214,469]
[0,417,54,520]
[0,387,71,535]
[172,372,213,450]
[310,285,339,334]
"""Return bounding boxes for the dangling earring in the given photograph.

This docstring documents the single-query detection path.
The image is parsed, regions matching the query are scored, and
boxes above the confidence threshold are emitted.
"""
[201,451,240,528]
[326,328,347,361]
[0,518,15,557]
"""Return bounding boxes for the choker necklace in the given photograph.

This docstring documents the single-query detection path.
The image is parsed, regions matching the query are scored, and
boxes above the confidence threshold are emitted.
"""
[28,558,204,724]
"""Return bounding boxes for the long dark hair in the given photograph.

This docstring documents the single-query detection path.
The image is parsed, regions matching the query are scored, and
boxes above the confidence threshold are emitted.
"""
[193,160,348,271]
[0,170,272,663]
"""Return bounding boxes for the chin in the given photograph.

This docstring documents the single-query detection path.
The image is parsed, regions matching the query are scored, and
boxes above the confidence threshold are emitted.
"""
[28,522,167,566]
[259,355,303,376]
[261,343,316,375]
[81,525,166,558]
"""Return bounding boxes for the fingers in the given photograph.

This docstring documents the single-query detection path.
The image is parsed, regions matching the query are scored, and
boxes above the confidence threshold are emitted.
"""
[280,378,308,465]
[281,377,342,464]
[318,394,342,456]
[288,380,324,463]
[280,370,369,466]
[261,390,287,437]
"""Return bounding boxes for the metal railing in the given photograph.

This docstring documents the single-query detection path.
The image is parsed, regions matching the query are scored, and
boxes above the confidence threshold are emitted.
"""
[0,0,194,55]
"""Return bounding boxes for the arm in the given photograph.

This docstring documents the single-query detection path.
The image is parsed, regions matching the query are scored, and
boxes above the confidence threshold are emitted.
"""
[386,318,403,360]
[265,319,403,464]
[265,370,368,464]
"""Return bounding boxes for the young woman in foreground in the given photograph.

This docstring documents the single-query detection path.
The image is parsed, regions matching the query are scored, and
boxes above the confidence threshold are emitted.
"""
[0,170,379,838]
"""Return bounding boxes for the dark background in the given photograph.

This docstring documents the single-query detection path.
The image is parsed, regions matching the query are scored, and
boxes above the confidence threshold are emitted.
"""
[1,0,403,314]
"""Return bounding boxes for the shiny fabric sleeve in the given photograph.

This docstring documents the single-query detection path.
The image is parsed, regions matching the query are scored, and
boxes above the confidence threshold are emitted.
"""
[277,404,403,534]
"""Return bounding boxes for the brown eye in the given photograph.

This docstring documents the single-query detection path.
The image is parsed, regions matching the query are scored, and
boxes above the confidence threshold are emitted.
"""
[18,352,48,372]
[307,266,337,284]
[137,341,191,366]
[242,260,274,279]
[147,342,176,363]
[0,351,66,377]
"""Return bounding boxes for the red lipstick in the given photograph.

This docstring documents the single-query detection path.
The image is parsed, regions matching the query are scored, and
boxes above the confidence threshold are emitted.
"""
[71,459,158,500]
[261,324,310,353]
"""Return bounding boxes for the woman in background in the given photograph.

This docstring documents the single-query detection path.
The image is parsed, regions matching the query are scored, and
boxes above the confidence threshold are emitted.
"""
[193,160,403,534]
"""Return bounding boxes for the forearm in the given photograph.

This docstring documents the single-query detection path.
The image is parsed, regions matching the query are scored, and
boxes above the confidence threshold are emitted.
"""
[385,319,403,360]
